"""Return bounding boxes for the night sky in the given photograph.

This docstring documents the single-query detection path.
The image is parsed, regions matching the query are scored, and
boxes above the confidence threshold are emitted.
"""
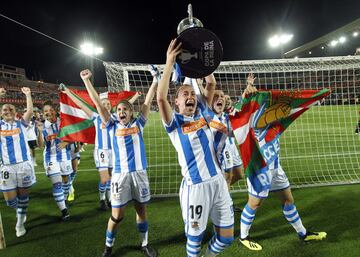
[1,0,360,86]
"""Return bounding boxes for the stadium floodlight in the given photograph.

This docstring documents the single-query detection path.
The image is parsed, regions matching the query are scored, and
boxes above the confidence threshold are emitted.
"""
[339,36,346,44]
[353,32,359,37]
[308,51,312,55]
[321,46,325,50]
[268,34,293,48]
[80,42,103,56]
[330,40,338,47]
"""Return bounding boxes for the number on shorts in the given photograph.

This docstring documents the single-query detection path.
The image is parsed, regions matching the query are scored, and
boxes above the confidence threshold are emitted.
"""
[112,182,119,193]
[189,205,203,219]
[3,171,10,180]
[100,151,105,160]
[225,151,230,159]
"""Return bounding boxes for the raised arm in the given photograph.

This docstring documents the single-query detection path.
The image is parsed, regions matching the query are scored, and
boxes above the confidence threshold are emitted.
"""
[0,88,5,98]
[128,92,141,104]
[60,85,95,119]
[203,74,216,106]
[157,39,182,124]
[242,73,257,98]
[37,123,44,148]
[141,77,158,119]
[21,87,33,122]
[80,69,111,123]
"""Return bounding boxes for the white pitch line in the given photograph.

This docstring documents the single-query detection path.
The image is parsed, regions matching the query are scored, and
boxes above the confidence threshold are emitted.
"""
[34,151,360,174]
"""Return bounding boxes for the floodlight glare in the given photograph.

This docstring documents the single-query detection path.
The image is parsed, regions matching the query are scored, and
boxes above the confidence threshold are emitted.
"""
[80,42,104,56]
[330,40,338,47]
[353,32,358,37]
[321,46,325,50]
[268,34,293,48]
[339,36,346,43]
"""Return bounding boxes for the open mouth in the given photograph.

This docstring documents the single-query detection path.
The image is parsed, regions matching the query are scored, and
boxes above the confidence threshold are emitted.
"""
[119,115,127,121]
[185,99,195,107]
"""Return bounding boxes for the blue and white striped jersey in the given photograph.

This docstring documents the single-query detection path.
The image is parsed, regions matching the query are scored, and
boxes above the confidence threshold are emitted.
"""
[108,114,147,173]
[163,95,228,185]
[92,113,112,150]
[42,118,71,163]
[0,119,31,165]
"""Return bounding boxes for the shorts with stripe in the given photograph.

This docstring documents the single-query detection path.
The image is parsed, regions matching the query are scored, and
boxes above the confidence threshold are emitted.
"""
[0,160,36,191]
[179,174,234,237]
[111,170,151,208]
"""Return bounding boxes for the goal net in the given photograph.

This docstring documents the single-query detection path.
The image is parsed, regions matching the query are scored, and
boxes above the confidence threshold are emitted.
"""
[104,56,360,196]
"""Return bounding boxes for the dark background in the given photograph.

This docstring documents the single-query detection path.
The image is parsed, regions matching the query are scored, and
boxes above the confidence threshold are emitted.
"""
[1,0,359,86]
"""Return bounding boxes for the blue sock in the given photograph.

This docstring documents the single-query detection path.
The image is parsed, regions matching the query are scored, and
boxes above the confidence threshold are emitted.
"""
[283,204,306,237]
[53,182,66,210]
[99,182,106,201]
[206,234,234,256]
[186,234,203,257]
[17,195,29,226]
[105,230,117,247]
[137,221,149,247]
[240,204,256,239]
[62,180,70,198]
[69,172,76,187]
[6,197,17,209]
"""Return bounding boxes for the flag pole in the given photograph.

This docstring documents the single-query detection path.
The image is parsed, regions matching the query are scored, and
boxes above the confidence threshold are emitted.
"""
[0,211,6,249]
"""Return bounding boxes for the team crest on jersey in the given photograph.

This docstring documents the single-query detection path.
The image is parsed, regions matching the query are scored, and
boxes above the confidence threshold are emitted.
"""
[46,134,57,141]
[209,120,227,133]
[0,128,21,136]
[115,127,139,136]
[181,118,207,134]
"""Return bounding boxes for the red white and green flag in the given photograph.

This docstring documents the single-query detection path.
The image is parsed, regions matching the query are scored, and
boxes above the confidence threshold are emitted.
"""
[229,89,331,193]
[58,89,136,144]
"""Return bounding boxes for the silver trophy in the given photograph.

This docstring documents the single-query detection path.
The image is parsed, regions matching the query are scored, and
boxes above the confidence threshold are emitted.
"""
[177,4,204,35]
[175,4,223,78]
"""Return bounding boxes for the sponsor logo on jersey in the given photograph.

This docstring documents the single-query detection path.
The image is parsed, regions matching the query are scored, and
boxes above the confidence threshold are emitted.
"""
[209,120,227,133]
[46,134,58,141]
[115,127,139,137]
[0,128,21,136]
[181,118,207,134]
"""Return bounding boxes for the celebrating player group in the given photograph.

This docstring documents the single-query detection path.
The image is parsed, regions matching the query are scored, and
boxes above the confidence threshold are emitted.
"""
[0,39,327,257]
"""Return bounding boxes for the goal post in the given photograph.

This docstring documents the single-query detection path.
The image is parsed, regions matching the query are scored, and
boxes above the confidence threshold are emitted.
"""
[103,56,360,196]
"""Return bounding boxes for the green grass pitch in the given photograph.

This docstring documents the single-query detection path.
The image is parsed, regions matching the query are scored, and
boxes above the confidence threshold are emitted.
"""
[1,105,360,256]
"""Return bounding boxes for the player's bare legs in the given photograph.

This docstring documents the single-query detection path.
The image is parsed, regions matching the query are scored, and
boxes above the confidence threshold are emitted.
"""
[224,172,233,190]
[98,169,111,210]
[230,166,245,212]
[230,166,244,186]
[276,188,327,241]
[62,175,70,200]
[238,195,264,250]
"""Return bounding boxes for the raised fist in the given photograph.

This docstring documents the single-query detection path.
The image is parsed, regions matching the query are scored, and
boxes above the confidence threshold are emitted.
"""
[21,87,31,96]
[80,69,92,80]
[0,88,6,97]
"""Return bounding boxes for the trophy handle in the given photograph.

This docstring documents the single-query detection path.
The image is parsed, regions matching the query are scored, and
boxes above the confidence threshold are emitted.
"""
[187,4,193,26]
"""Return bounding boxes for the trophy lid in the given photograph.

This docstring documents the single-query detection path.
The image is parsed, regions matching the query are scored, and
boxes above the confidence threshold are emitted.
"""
[177,17,204,35]
[177,4,204,35]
